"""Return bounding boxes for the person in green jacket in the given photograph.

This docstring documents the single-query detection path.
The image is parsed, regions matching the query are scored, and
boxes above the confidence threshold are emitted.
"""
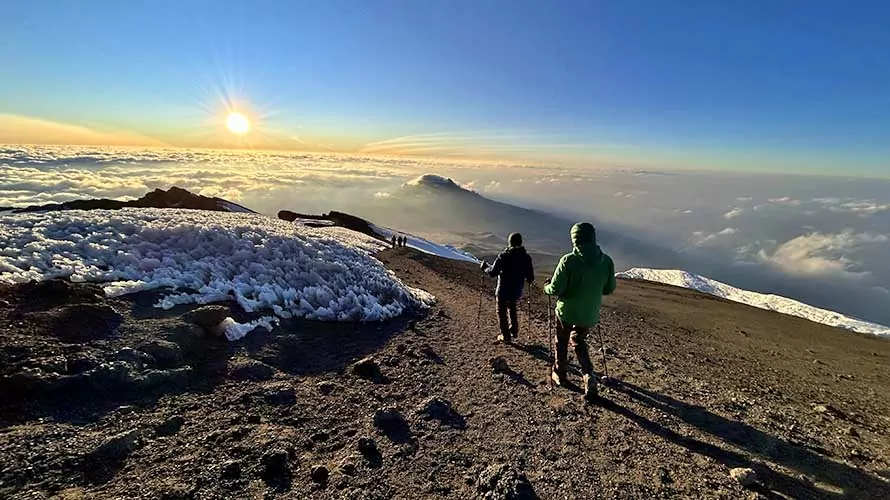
[543,222,616,401]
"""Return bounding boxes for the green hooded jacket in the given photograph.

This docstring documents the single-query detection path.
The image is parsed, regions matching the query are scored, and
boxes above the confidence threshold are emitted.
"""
[543,222,617,326]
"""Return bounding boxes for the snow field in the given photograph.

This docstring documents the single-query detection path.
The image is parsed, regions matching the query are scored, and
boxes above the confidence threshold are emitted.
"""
[371,224,480,263]
[0,208,435,327]
[617,268,890,337]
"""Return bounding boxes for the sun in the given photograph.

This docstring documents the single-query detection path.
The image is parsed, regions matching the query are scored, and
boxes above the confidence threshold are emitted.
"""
[225,112,251,135]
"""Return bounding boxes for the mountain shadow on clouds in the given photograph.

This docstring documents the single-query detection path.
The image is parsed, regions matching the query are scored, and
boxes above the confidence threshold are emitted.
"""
[359,174,890,327]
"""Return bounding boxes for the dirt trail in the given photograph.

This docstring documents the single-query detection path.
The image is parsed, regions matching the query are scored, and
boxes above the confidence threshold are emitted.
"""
[378,249,890,499]
[0,248,888,499]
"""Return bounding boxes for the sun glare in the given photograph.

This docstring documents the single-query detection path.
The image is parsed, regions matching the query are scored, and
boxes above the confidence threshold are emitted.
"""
[225,112,250,135]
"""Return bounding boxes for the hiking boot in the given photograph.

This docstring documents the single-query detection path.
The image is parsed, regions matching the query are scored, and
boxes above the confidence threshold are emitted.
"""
[497,334,511,344]
[583,374,598,402]
[550,370,563,387]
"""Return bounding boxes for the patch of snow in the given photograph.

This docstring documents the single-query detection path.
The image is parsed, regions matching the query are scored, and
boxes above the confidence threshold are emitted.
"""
[290,218,336,226]
[217,200,255,213]
[617,268,890,337]
[0,208,434,322]
[371,224,480,264]
[220,316,279,341]
[402,174,467,191]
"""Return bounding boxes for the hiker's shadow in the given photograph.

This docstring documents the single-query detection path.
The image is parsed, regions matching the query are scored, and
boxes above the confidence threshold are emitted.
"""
[495,367,536,389]
[604,381,888,499]
[513,342,550,364]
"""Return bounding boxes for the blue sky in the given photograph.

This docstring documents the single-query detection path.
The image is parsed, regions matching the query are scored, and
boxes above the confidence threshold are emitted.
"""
[1,0,888,175]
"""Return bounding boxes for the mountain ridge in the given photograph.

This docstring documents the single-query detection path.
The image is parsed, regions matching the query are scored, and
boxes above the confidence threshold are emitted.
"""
[4,186,255,214]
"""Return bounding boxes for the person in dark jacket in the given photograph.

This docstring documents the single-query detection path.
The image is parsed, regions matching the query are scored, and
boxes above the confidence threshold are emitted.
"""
[543,222,616,401]
[391,235,397,247]
[480,232,535,343]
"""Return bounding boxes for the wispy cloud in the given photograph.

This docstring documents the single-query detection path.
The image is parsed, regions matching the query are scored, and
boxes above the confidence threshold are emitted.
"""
[0,114,169,147]
[359,131,628,159]
[723,207,744,219]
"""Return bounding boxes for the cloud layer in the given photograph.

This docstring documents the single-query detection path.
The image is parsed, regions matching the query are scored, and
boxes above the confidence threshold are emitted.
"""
[2,145,889,326]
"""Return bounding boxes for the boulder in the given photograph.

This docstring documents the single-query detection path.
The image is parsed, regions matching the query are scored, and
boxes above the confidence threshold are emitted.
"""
[813,404,846,419]
[264,386,297,405]
[351,356,382,381]
[86,362,139,392]
[29,356,68,374]
[730,468,757,487]
[414,396,467,429]
[338,457,357,476]
[115,347,156,367]
[310,465,330,484]
[138,366,193,391]
[477,464,536,500]
[52,303,123,342]
[490,357,510,374]
[373,407,411,442]
[183,305,231,335]
[0,368,56,397]
[220,460,242,479]
[165,323,206,353]
[374,408,406,431]
[261,449,289,480]
[155,415,185,437]
[316,381,336,395]
[66,353,100,374]
[89,429,142,461]
[357,437,378,458]
[18,279,103,308]
[137,340,183,368]
[229,358,276,381]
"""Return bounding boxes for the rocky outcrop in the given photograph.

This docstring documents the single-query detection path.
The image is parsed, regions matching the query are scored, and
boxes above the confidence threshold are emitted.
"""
[9,187,254,214]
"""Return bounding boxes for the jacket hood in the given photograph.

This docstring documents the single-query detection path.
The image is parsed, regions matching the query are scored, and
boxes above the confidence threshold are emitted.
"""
[571,222,596,245]
[571,223,602,264]
[573,241,603,264]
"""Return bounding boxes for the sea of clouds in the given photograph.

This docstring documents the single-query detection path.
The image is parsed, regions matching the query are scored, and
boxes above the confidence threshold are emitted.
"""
[2,145,888,326]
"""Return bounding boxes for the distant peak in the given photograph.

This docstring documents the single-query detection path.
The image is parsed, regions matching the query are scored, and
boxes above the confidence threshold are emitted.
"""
[402,174,475,193]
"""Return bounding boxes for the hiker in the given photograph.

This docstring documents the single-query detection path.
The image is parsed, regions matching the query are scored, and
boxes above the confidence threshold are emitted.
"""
[543,222,616,401]
[480,232,534,344]
[391,235,397,247]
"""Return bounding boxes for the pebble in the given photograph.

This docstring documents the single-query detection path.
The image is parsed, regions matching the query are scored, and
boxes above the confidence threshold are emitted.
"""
[220,460,241,479]
[729,467,757,487]
[311,465,329,483]
[155,415,185,437]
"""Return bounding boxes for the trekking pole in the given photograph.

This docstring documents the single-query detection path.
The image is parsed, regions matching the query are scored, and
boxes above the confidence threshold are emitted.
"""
[526,282,531,336]
[547,294,554,390]
[476,272,484,330]
[595,325,610,383]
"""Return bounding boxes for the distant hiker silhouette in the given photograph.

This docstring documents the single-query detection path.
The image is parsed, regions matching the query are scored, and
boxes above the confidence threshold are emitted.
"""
[544,222,616,401]
[391,235,397,247]
[480,232,534,344]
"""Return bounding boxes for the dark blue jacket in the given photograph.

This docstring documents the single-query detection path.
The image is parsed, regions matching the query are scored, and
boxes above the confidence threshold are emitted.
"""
[486,246,534,301]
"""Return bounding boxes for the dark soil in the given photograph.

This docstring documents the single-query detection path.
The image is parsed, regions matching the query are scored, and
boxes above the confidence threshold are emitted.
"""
[0,248,888,499]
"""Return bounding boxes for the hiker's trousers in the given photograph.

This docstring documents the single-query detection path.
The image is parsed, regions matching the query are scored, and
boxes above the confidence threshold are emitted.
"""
[496,299,519,339]
[553,318,594,378]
